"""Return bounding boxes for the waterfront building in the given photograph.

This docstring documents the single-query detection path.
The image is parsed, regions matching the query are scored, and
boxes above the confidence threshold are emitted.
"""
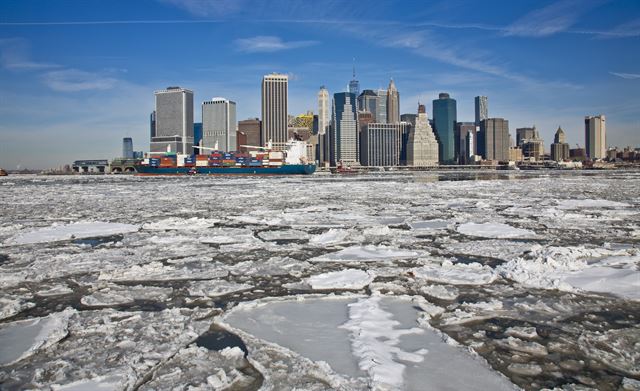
[386,79,400,123]
[122,137,133,159]
[516,127,536,147]
[376,89,388,124]
[475,96,488,126]
[202,98,237,152]
[585,115,606,159]
[358,90,378,121]
[509,147,523,162]
[360,123,404,166]
[330,92,358,165]
[550,126,570,161]
[456,122,477,164]
[151,87,194,154]
[406,104,439,166]
[570,147,587,161]
[517,126,544,161]
[262,73,288,150]
[478,118,510,161]
[432,93,457,164]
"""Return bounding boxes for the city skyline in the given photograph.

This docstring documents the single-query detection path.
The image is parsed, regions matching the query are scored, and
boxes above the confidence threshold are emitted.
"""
[1,0,639,168]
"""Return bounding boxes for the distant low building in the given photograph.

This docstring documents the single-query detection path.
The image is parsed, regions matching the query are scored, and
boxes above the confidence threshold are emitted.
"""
[72,160,109,174]
[509,147,523,162]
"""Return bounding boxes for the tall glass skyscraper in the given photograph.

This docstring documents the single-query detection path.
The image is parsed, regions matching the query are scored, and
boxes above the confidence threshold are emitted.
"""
[474,96,488,126]
[331,92,358,165]
[432,93,457,164]
[348,61,359,103]
[122,137,133,159]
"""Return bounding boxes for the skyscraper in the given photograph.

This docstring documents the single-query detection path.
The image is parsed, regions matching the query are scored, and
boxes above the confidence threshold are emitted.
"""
[376,89,388,124]
[318,86,330,136]
[348,61,359,101]
[151,87,194,154]
[551,126,570,161]
[432,93,457,164]
[122,137,133,159]
[360,123,406,166]
[202,98,237,152]
[358,90,378,121]
[517,126,544,160]
[193,122,202,154]
[585,115,606,159]
[478,118,510,161]
[407,104,439,166]
[261,73,288,149]
[330,92,358,165]
[474,96,488,126]
[386,79,400,123]
[456,122,477,164]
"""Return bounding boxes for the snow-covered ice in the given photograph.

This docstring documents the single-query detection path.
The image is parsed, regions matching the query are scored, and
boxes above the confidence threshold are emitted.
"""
[411,259,498,285]
[311,245,420,262]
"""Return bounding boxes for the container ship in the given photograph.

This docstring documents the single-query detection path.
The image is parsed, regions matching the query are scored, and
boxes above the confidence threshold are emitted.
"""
[135,140,316,175]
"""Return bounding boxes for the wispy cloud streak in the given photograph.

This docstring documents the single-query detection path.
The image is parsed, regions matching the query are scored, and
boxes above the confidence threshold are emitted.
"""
[234,36,318,53]
[610,72,640,80]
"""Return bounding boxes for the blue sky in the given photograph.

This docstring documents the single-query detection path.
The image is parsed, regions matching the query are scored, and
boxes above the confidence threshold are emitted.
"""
[0,0,639,168]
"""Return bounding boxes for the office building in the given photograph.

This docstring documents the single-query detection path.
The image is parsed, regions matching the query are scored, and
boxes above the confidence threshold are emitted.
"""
[406,104,439,166]
[478,118,510,161]
[238,118,261,153]
[432,93,457,164]
[551,126,570,161]
[151,87,194,154]
[585,115,606,159]
[516,126,544,160]
[193,122,202,153]
[386,79,400,123]
[358,90,378,121]
[376,89,388,124]
[358,111,375,130]
[456,122,477,164]
[122,137,133,159]
[262,73,288,149]
[202,98,237,152]
[349,64,359,100]
[516,127,536,147]
[360,123,406,166]
[474,96,488,126]
[330,92,358,165]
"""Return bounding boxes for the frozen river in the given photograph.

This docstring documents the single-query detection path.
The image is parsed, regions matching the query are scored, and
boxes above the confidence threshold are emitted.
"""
[0,171,639,390]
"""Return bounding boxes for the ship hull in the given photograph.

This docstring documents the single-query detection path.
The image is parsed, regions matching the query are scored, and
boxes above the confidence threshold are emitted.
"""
[134,164,316,176]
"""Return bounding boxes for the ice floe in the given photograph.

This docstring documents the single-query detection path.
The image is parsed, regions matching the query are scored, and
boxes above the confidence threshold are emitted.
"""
[223,295,517,390]
[309,228,350,245]
[311,245,420,262]
[142,217,219,231]
[556,199,630,209]
[0,308,73,366]
[306,269,375,290]
[187,280,253,297]
[98,261,228,282]
[411,259,498,285]
[456,222,535,239]
[4,222,139,245]
[81,285,173,307]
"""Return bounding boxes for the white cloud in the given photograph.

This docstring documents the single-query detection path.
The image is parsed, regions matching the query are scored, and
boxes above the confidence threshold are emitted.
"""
[609,72,640,80]
[504,0,604,37]
[234,36,318,53]
[42,69,119,92]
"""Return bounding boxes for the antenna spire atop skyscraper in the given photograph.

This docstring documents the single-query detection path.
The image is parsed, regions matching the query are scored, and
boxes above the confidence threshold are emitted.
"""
[352,57,356,78]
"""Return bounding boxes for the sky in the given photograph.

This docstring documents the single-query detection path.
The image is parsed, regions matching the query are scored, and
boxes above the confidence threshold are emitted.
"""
[0,0,639,169]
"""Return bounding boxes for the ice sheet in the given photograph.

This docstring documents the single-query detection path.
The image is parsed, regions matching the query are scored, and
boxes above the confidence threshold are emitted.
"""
[187,280,253,297]
[4,222,139,245]
[411,260,498,285]
[306,269,375,290]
